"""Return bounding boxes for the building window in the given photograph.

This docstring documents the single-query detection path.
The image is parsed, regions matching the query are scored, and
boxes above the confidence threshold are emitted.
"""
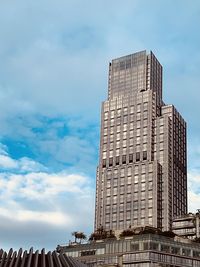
[130,122,134,129]
[120,178,125,185]
[113,187,118,195]
[141,191,146,199]
[113,196,117,204]
[116,156,119,165]
[110,134,114,142]
[123,132,127,139]
[143,102,148,111]
[104,112,108,119]
[110,119,114,126]
[148,181,153,190]
[136,137,141,144]
[116,133,120,140]
[134,183,138,192]
[127,176,131,184]
[141,199,145,208]
[130,106,134,114]
[109,150,113,157]
[143,151,147,160]
[129,154,133,163]
[110,110,115,118]
[141,218,145,225]
[102,152,107,159]
[127,185,131,193]
[121,168,125,177]
[109,158,113,166]
[136,152,140,162]
[161,245,170,253]
[182,249,191,256]
[141,174,145,182]
[120,186,125,194]
[122,155,126,164]
[133,192,138,200]
[106,197,111,205]
[102,159,106,168]
[133,210,138,218]
[106,189,111,197]
[123,116,128,123]
[113,179,118,187]
[123,124,127,132]
[129,130,134,137]
[134,175,139,183]
[123,140,127,147]
[141,182,146,191]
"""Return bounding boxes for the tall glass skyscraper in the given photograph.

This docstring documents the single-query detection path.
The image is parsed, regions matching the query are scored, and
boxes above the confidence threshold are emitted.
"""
[95,51,187,232]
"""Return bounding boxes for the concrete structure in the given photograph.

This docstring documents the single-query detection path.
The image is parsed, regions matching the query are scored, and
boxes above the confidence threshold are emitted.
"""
[172,212,200,240]
[58,234,200,267]
[95,51,187,232]
[0,248,87,267]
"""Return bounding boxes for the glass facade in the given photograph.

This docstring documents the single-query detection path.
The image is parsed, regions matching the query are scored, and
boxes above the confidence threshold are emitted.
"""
[61,234,200,267]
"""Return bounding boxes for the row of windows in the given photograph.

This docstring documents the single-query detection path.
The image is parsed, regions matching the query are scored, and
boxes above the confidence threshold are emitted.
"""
[105,177,154,190]
[105,209,153,221]
[102,152,148,168]
[103,130,149,142]
[103,128,149,143]
[103,122,149,135]
[104,103,149,118]
[104,112,149,126]
[104,164,154,178]
[102,141,149,155]
[111,82,145,91]
[105,216,153,229]
[105,190,153,204]
[103,91,154,111]
[123,242,200,257]
[112,56,145,71]
[106,179,153,191]
[105,200,153,212]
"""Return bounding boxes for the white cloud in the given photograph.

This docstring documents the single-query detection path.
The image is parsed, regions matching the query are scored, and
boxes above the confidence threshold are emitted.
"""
[188,191,200,212]
[0,207,71,225]
[0,154,18,169]
[0,144,46,172]
[18,157,47,172]
[0,170,93,223]
[188,171,200,212]
[0,146,94,250]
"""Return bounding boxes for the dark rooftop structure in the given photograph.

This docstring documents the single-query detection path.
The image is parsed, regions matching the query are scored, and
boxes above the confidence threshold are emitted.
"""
[0,248,87,267]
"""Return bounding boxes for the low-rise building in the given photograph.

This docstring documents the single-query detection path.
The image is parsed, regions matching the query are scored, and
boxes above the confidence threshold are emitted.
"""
[57,233,200,267]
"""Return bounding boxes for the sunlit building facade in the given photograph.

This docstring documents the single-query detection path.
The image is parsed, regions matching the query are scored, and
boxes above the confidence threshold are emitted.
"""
[95,51,187,232]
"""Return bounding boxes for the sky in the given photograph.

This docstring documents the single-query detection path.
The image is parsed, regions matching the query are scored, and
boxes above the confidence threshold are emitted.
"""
[0,0,200,251]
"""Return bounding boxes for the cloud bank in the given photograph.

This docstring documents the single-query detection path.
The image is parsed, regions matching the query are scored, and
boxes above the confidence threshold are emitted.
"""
[0,144,94,250]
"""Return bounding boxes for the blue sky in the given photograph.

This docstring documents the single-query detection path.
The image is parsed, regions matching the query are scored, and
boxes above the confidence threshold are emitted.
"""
[0,0,200,251]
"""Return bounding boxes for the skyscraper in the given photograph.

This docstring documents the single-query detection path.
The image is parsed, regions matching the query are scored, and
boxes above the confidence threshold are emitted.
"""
[95,50,187,232]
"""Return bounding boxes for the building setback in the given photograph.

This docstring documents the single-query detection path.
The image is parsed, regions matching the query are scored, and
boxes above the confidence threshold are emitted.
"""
[95,51,187,232]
